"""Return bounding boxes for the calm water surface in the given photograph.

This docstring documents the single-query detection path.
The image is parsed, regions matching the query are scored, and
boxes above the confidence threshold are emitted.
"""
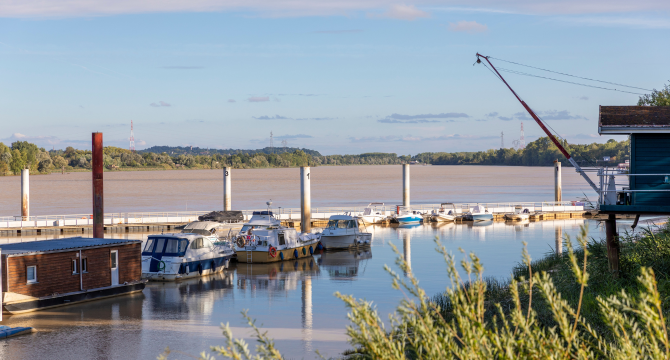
[0,166,630,358]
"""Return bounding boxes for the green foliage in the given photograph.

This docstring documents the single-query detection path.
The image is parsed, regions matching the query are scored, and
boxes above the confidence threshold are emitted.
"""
[638,82,670,106]
[416,136,629,167]
[200,225,670,360]
[9,149,25,174]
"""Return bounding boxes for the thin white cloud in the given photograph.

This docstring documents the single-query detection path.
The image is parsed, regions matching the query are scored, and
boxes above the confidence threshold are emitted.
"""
[150,101,171,107]
[556,16,670,29]
[448,20,488,33]
[253,115,291,120]
[247,96,270,102]
[228,99,236,103]
[3,1,669,18]
[378,4,430,20]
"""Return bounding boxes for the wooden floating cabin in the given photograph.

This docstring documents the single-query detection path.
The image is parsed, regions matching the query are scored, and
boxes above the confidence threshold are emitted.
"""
[598,106,670,215]
[0,238,146,314]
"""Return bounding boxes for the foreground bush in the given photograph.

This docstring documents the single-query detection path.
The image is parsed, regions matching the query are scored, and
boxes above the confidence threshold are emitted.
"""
[174,225,669,359]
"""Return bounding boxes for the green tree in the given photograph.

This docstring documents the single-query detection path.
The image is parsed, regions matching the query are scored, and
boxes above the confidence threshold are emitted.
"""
[9,149,25,174]
[638,82,670,106]
[52,155,67,169]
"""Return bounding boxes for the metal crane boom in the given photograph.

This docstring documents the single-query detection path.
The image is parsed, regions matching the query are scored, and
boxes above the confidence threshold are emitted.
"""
[476,53,599,194]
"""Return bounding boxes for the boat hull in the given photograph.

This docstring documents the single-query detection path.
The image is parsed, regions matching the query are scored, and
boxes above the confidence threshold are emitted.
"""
[432,214,455,222]
[3,281,146,315]
[396,215,422,224]
[505,214,529,221]
[321,234,371,249]
[235,243,319,263]
[143,254,233,282]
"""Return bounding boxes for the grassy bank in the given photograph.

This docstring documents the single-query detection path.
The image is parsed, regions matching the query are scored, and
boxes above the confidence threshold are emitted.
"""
[432,221,670,339]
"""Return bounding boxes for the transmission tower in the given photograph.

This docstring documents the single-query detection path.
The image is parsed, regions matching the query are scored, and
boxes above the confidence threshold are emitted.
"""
[282,139,287,152]
[520,122,525,149]
[500,131,504,149]
[129,120,135,152]
[270,131,274,153]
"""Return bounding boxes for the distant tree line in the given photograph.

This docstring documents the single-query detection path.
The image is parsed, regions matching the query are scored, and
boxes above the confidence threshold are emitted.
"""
[0,137,629,175]
[414,137,630,167]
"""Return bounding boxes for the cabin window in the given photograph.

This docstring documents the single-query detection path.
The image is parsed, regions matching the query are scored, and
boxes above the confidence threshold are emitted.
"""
[348,220,356,228]
[191,238,203,250]
[326,220,337,229]
[337,220,348,229]
[143,239,155,253]
[27,265,37,284]
[82,258,88,273]
[278,233,286,246]
[164,239,180,254]
[203,238,213,248]
[72,259,78,274]
[154,238,166,254]
[179,240,188,254]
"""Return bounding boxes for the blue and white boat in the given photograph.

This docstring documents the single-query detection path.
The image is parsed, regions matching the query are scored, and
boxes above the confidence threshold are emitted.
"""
[142,233,235,281]
[395,207,423,224]
[468,204,494,222]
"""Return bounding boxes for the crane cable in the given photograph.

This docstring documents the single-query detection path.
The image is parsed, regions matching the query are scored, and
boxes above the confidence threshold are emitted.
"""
[490,56,653,92]
[477,59,600,168]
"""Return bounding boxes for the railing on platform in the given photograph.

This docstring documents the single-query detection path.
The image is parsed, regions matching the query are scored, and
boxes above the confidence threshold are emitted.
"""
[0,201,588,228]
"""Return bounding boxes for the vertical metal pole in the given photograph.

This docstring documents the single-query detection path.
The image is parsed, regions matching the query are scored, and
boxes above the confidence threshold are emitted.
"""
[21,169,29,221]
[92,132,104,239]
[605,214,619,277]
[402,164,410,208]
[554,160,562,202]
[300,166,311,233]
[555,226,562,255]
[223,167,232,211]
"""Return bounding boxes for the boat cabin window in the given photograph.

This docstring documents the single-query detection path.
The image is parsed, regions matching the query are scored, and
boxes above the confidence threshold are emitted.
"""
[348,220,357,228]
[191,237,204,249]
[202,238,213,248]
[278,233,286,246]
[326,220,338,229]
[337,220,349,229]
[153,238,166,254]
[165,239,180,254]
[143,239,155,254]
[27,265,37,284]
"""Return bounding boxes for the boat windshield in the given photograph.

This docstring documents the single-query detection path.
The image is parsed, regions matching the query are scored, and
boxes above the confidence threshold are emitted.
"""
[327,220,356,229]
[143,237,189,257]
[241,225,266,232]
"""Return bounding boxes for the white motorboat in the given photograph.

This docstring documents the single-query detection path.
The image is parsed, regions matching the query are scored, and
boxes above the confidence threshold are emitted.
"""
[431,203,457,222]
[504,207,531,221]
[142,233,235,281]
[466,204,493,222]
[394,207,423,224]
[358,203,388,224]
[233,210,321,263]
[320,215,372,249]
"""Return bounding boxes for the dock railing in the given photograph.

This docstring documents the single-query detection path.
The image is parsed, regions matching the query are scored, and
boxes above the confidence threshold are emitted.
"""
[0,201,588,228]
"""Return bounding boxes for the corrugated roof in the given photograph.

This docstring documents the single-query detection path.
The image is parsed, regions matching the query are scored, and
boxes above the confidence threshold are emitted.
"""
[599,106,670,134]
[0,238,141,256]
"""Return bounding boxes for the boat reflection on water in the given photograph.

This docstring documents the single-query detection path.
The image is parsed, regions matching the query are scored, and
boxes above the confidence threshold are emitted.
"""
[144,271,235,315]
[316,248,372,280]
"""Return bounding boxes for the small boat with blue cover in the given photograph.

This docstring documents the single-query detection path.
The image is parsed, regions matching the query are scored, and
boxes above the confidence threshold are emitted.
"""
[142,233,235,281]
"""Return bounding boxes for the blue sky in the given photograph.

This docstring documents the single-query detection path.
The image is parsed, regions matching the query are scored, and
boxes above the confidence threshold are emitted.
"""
[1,1,668,155]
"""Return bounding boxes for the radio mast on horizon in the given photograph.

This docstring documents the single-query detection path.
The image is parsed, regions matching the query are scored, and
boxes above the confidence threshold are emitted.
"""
[500,131,504,149]
[270,131,274,152]
[520,122,525,149]
[129,120,135,153]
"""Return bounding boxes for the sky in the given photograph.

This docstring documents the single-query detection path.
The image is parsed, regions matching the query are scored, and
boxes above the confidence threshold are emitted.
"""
[1,1,668,155]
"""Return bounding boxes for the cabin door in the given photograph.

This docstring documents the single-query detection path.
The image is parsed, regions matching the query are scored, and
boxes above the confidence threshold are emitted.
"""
[110,250,119,286]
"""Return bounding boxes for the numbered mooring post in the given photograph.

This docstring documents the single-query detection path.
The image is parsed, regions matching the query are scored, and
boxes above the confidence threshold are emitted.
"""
[554,159,562,202]
[92,132,104,238]
[403,164,410,208]
[21,169,29,221]
[223,167,232,211]
[555,226,563,255]
[300,166,311,233]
